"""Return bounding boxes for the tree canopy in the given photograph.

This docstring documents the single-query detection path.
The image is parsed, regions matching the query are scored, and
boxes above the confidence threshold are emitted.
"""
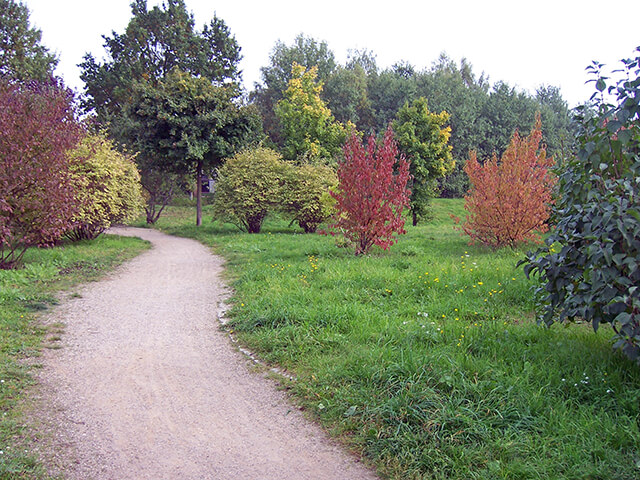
[275,63,348,162]
[121,68,261,225]
[252,33,337,145]
[0,0,57,83]
[80,0,257,225]
[252,38,576,198]
[393,97,454,225]
[80,0,242,120]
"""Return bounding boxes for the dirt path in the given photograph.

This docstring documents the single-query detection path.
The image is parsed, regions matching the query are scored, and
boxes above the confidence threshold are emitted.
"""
[33,227,378,480]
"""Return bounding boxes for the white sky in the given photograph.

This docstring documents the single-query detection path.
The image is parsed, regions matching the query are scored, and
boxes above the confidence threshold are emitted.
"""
[22,0,640,108]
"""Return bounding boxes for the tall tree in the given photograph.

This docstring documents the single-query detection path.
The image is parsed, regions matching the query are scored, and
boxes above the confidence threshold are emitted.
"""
[415,54,488,197]
[535,85,574,158]
[80,0,241,120]
[324,63,375,132]
[368,62,418,130]
[275,63,348,163]
[0,0,57,82]
[478,81,540,158]
[80,0,251,224]
[251,34,336,145]
[393,97,454,225]
[121,68,260,225]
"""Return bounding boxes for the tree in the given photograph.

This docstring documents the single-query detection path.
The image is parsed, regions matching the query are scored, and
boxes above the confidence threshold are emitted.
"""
[415,54,488,198]
[477,82,540,159]
[121,68,260,225]
[368,63,418,130]
[275,63,349,163]
[66,133,144,241]
[324,64,371,127]
[393,97,454,225]
[251,34,336,145]
[323,50,379,133]
[0,80,82,268]
[80,0,241,120]
[523,49,640,364]
[211,148,285,233]
[327,127,411,255]
[0,0,57,83]
[80,0,248,225]
[136,160,187,224]
[457,115,556,249]
[536,85,574,159]
[280,163,337,233]
[410,53,573,199]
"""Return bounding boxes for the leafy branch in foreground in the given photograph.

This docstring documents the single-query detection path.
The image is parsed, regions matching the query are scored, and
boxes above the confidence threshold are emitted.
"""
[523,47,640,364]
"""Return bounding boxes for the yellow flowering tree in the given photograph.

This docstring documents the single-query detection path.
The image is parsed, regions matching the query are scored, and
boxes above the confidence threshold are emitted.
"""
[275,62,349,163]
[392,97,454,226]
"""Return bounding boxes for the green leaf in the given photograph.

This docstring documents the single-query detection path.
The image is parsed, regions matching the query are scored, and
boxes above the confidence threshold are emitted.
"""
[617,129,632,143]
[606,120,622,133]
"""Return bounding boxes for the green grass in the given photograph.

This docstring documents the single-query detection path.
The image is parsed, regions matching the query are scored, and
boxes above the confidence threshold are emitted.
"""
[0,234,150,479]
[151,200,640,480]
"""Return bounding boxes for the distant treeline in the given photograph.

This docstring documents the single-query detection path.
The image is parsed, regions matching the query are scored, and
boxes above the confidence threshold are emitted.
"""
[250,35,575,197]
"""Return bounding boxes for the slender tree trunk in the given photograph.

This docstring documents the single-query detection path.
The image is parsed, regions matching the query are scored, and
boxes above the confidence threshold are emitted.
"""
[412,210,418,227]
[196,160,202,226]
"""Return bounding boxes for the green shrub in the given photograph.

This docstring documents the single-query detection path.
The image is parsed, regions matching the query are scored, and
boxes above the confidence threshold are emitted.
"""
[280,163,337,233]
[523,48,640,364]
[66,133,144,240]
[211,147,285,233]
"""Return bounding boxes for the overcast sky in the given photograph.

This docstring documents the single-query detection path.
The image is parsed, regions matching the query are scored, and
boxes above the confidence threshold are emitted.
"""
[22,0,640,108]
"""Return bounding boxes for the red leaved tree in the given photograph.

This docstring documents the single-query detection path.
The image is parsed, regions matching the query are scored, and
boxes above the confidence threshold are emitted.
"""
[457,115,556,249]
[327,127,411,255]
[0,80,83,268]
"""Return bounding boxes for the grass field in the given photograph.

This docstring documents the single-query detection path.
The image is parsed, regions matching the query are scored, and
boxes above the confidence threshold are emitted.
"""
[0,234,150,479]
[150,199,640,480]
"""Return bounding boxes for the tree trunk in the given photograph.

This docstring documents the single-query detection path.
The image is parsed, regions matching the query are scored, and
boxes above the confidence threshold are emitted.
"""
[412,210,418,227]
[196,160,202,226]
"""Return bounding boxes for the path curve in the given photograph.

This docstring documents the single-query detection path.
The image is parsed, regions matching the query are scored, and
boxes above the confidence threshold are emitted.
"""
[33,227,377,480]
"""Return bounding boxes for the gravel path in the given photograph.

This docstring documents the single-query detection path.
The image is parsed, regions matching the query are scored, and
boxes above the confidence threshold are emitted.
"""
[32,227,377,480]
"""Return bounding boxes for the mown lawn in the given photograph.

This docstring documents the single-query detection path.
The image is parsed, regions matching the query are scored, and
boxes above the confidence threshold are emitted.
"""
[152,199,640,480]
[0,235,150,479]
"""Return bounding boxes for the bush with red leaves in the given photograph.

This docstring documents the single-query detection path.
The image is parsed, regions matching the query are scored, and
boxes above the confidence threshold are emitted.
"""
[327,127,411,255]
[0,80,82,268]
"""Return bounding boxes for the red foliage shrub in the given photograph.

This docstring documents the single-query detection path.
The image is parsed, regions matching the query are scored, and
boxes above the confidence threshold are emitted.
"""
[455,115,556,249]
[0,80,83,268]
[327,127,411,255]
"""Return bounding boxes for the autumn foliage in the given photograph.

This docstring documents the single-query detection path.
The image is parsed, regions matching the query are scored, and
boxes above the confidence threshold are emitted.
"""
[457,115,556,248]
[0,80,82,268]
[327,127,411,255]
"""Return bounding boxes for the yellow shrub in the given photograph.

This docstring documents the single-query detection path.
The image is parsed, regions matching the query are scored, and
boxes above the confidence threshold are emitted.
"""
[67,133,144,240]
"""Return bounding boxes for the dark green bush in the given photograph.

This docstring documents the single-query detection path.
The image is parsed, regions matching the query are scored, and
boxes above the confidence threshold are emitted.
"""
[523,47,640,364]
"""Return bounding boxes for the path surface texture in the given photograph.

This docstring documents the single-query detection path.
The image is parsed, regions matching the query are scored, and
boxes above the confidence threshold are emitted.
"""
[34,227,377,480]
